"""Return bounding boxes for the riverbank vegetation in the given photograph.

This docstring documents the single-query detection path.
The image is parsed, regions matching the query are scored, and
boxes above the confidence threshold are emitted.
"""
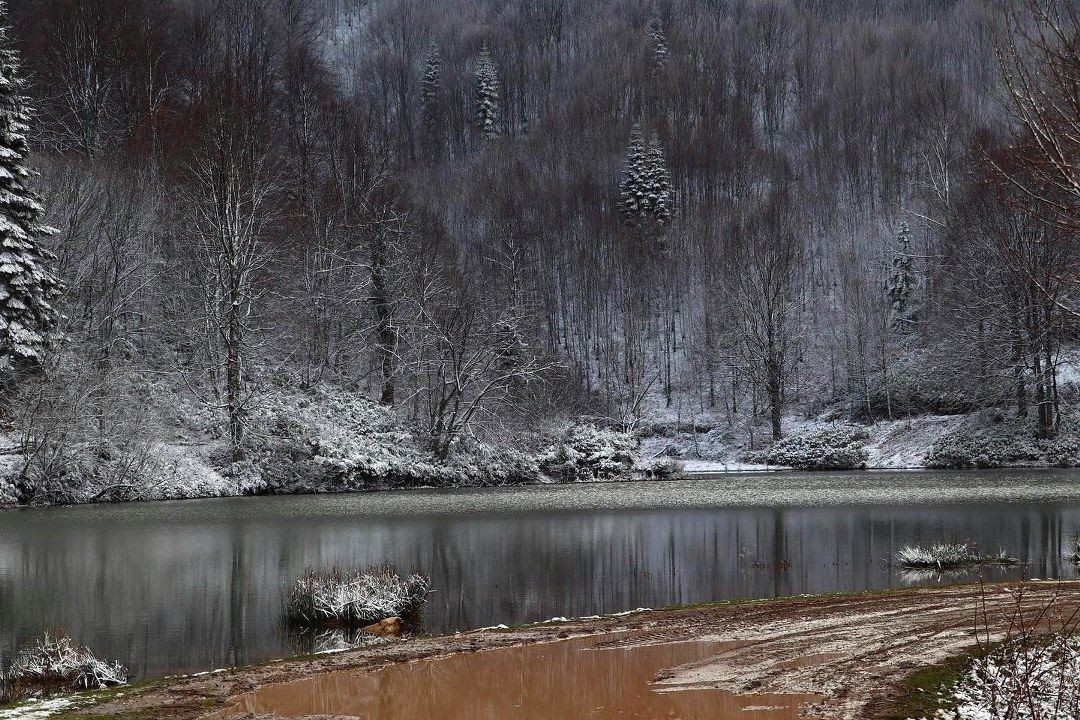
[936,636,1080,719]
[753,424,870,470]
[284,567,430,628]
[896,543,1018,571]
[0,634,126,705]
[2,0,1080,505]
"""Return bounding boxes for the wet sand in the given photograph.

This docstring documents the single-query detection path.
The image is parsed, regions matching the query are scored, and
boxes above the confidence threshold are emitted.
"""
[79,581,1080,720]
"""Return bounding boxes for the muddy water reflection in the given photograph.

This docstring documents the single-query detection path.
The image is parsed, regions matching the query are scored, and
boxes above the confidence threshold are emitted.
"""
[223,637,819,719]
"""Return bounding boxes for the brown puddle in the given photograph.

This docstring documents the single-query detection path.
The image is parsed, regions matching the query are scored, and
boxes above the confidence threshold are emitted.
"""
[214,635,821,719]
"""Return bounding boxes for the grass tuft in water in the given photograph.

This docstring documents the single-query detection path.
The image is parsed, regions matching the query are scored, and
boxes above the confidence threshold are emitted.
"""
[896,542,1018,570]
[284,566,431,628]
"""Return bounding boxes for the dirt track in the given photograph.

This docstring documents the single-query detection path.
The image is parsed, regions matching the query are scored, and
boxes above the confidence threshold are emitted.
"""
[81,581,1080,720]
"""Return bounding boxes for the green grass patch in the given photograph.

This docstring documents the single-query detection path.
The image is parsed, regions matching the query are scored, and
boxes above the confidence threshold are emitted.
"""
[878,653,971,720]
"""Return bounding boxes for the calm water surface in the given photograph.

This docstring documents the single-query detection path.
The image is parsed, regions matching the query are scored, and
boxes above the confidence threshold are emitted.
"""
[2,469,1080,679]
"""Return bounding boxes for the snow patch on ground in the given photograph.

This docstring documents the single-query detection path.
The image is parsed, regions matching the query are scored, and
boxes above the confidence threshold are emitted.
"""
[0,698,74,720]
[680,459,781,473]
[863,415,968,469]
[937,635,1080,719]
[646,411,968,471]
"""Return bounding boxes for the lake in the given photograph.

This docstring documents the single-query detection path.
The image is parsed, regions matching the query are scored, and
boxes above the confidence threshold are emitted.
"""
[2,469,1080,680]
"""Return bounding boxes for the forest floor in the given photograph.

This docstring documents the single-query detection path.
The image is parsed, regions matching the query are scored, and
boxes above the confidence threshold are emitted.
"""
[42,581,1080,720]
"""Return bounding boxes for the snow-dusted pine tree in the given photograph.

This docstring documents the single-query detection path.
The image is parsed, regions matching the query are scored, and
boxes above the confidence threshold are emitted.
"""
[647,9,669,75]
[0,11,61,370]
[618,126,673,229]
[617,124,648,224]
[474,44,500,139]
[643,132,673,226]
[886,221,917,329]
[420,41,443,160]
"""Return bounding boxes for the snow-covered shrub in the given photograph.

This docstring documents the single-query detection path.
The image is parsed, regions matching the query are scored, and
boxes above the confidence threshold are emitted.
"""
[284,567,430,628]
[926,427,1045,469]
[248,386,540,492]
[896,542,1017,569]
[1045,432,1080,467]
[637,419,714,438]
[444,439,541,486]
[13,354,164,505]
[250,387,442,492]
[637,455,684,479]
[538,423,637,482]
[762,424,869,470]
[938,635,1080,719]
[0,474,17,508]
[1,633,127,703]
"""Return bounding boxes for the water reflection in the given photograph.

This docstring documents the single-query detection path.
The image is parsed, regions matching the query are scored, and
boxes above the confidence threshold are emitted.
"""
[0,476,1077,678]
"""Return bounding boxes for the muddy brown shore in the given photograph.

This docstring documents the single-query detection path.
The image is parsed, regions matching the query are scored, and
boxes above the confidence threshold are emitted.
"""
[79,581,1080,720]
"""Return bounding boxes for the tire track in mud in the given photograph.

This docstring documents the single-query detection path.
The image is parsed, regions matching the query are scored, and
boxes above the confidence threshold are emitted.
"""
[82,581,1080,720]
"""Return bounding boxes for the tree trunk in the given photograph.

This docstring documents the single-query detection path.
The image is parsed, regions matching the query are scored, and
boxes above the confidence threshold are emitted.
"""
[767,353,783,440]
[372,230,397,405]
[226,299,245,461]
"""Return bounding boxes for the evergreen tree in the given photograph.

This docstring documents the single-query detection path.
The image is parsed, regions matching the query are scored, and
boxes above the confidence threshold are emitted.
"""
[474,44,500,139]
[647,9,669,75]
[886,221,917,329]
[643,132,673,226]
[0,10,61,369]
[618,126,672,228]
[420,41,444,161]
[618,124,647,224]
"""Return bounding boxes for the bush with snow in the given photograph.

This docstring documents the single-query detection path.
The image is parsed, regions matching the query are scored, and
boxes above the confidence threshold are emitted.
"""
[925,423,1080,469]
[250,386,540,492]
[761,424,869,470]
[896,542,1017,569]
[443,438,541,487]
[934,635,1080,720]
[1,633,127,703]
[0,475,16,509]
[538,423,637,482]
[926,427,1042,469]
[11,354,167,506]
[637,455,684,479]
[284,567,430,628]
[1045,432,1080,467]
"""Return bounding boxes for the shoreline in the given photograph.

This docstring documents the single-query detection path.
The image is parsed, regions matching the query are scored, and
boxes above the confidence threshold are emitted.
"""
[32,581,1080,720]
[4,463,1079,513]
[5,466,1080,519]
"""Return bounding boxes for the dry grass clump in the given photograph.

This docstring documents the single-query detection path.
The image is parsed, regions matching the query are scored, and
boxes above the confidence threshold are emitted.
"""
[897,542,1017,570]
[1,633,127,703]
[284,567,430,628]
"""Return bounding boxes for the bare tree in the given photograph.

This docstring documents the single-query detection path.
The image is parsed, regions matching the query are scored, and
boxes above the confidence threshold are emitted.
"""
[996,0,1080,236]
[733,187,804,440]
[187,108,280,460]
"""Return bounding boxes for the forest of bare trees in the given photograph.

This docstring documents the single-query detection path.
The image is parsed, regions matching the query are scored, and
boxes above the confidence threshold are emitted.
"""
[2,0,1080,502]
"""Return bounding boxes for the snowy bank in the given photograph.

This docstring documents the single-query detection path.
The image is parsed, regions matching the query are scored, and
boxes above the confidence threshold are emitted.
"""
[934,635,1080,719]
[646,410,1080,472]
